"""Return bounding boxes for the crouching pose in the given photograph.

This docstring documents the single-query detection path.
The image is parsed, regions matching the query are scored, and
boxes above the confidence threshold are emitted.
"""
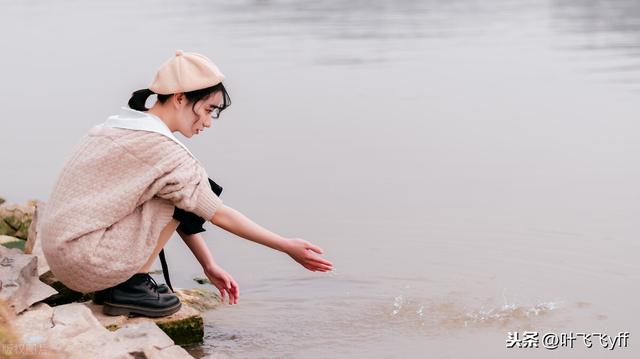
[40,50,333,317]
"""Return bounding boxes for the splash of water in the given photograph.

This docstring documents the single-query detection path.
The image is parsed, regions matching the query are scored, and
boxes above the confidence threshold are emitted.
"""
[461,301,559,327]
[387,290,561,331]
[392,295,404,316]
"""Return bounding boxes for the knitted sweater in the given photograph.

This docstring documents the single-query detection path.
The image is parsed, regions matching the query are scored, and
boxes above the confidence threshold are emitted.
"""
[40,109,222,293]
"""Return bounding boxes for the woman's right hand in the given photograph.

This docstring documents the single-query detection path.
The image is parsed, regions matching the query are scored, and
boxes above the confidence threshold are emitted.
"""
[284,238,333,272]
[204,264,239,305]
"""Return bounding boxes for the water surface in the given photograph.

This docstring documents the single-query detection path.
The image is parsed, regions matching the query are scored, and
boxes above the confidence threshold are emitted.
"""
[0,0,638,358]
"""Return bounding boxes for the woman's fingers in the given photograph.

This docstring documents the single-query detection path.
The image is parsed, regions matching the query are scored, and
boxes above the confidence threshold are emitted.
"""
[290,241,333,272]
[301,252,332,268]
[306,242,324,254]
[311,264,331,272]
[219,287,226,303]
[302,260,333,272]
[231,279,240,304]
[228,280,237,304]
[306,254,333,268]
[315,263,333,271]
[222,277,233,304]
[222,275,240,305]
[303,263,317,272]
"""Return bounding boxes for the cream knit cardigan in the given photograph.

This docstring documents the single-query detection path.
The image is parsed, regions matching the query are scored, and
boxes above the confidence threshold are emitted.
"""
[40,108,222,293]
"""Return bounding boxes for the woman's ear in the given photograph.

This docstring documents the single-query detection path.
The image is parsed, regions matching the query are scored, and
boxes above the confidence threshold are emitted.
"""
[173,93,185,108]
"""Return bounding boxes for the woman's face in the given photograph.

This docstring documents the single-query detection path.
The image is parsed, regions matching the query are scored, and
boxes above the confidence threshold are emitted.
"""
[175,91,223,138]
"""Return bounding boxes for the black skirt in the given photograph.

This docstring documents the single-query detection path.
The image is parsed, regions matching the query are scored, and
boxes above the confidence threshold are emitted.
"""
[172,177,223,234]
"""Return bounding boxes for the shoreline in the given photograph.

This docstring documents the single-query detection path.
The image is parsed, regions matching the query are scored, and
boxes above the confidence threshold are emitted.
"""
[0,197,220,358]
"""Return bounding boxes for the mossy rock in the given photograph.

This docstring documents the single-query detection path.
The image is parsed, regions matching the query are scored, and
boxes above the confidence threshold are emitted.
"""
[0,235,25,251]
[0,220,14,238]
[176,288,220,312]
[193,277,210,285]
[0,208,33,240]
[0,240,25,251]
[155,313,204,346]
[86,302,205,346]
[1,218,31,239]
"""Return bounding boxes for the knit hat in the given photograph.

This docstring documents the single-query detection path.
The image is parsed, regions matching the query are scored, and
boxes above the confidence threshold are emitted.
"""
[149,50,225,95]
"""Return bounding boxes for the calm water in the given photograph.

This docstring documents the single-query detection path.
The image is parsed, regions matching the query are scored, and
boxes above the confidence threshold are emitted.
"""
[1,0,639,358]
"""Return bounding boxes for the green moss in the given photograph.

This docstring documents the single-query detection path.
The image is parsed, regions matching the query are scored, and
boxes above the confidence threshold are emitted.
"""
[156,316,204,346]
[0,217,31,240]
[2,216,19,231]
[0,220,14,237]
[16,220,31,240]
[192,277,210,285]
[0,241,25,251]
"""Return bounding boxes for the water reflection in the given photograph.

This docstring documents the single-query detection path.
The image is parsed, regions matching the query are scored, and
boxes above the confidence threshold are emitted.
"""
[196,0,549,66]
[552,0,640,86]
[1,1,639,358]
[553,0,640,39]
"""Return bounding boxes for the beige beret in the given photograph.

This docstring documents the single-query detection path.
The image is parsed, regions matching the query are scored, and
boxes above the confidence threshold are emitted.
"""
[149,50,225,95]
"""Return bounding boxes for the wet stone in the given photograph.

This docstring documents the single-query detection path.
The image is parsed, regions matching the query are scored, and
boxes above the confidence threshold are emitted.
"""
[86,299,206,346]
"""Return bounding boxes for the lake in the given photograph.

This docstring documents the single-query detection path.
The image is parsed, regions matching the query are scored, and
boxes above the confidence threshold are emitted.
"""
[0,0,638,358]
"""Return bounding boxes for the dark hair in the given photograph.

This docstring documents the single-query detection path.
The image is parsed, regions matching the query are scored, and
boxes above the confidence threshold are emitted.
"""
[128,83,231,116]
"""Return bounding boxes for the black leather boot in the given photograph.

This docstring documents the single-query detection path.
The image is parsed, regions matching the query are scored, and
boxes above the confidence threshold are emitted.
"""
[101,273,181,317]
[93,282,170,305]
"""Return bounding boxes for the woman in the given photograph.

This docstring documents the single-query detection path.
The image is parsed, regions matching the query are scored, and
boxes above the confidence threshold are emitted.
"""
[40,50,333,317]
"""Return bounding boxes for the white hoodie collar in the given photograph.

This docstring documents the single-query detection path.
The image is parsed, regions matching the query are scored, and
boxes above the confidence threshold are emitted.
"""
[102,107,197,160]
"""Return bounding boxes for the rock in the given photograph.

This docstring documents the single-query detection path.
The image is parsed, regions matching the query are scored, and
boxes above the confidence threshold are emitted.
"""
[13,302,119,358]
[0,197,5,205]
[193,277,210,285]
[23,202,54,278]
[175,288,220,312]
[0,234,25,251]
[86,299,205,346]
[14,302,195,358]
[201,353,235,359]
[0,247,58,315]
[0,298,22,357]
[153,305,205,347]
[0,201,35,240]
[145,343,194,358]
[114,321,194,358]
[83,287,220,345]
[24,201,46,272]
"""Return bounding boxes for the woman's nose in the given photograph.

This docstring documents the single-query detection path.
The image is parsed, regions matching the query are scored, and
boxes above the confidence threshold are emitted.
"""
[204,118,211,128]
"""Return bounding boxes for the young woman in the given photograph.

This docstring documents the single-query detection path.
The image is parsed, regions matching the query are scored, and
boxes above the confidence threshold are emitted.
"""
[40,50,333,317]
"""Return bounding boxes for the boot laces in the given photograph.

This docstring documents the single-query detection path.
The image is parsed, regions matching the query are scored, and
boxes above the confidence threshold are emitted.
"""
[142,274,160,298]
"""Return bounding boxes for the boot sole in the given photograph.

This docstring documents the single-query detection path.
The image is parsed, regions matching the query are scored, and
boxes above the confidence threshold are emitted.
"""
[93,291,170,305]
[102,301,182,318]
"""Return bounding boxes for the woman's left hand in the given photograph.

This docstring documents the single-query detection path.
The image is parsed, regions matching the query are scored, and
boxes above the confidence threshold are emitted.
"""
[284,238,334,272]
[204,264,239,305]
